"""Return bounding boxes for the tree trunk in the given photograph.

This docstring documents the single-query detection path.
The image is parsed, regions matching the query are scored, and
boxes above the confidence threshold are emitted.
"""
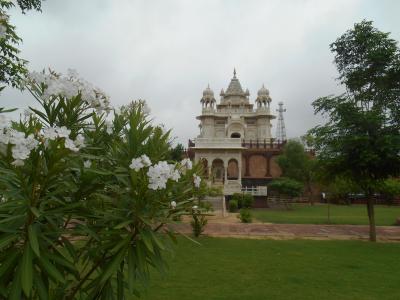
[366,193,376,242]
[307,182,314,206]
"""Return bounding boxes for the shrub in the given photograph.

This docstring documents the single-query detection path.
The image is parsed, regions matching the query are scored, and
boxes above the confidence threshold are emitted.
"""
[191,206,208,237]
[229,199,238,212]
[242,194,254,208]
[238,208,252,223]
[199,200,214,212]
[0,70,205,299]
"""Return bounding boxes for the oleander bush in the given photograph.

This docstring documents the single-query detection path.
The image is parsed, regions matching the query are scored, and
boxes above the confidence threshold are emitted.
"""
[0,69,204,299]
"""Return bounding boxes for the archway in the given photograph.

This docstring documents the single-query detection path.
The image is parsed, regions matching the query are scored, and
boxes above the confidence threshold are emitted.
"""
[211,159,224,183]
[227,159,239,180]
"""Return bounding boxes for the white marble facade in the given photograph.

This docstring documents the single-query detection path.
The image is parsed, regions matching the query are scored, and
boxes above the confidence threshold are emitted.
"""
[193,70,276,194]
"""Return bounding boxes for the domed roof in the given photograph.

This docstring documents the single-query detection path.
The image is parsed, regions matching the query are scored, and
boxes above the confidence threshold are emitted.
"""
[203,84,214,97]
[257,84,269,96]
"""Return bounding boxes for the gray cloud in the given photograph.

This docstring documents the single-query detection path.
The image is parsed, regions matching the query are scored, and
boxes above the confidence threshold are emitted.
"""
[1,0,400,144]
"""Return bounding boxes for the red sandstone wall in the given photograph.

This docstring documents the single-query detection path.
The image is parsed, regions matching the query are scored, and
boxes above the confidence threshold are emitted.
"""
[270,156,282,178]
[249,155,267,178]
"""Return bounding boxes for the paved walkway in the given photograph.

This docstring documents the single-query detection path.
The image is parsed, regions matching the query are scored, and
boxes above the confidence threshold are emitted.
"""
[170,222,400,241]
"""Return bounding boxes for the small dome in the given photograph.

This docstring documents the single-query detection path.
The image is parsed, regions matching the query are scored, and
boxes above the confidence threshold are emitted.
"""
[257,84,269,96]
[203,85,214,97]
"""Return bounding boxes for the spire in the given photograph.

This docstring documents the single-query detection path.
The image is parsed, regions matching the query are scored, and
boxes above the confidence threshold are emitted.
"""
[276,102,287,143]
[225,69,244,95]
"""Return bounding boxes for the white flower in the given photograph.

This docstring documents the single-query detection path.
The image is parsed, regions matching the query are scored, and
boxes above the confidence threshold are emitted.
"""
[84,160,92,168]
[181,158,192,170]
[27,69,112,113]
[129,154,152,171]
[147,161,178,190]
[104,121,113,134]
[193,174,201,188]
[64,138,79,152]
[74,134,85,149]
[140,154,151,167]
[56,126,71,138]
[42,127,58,140]
[192,205,198,210]
[129,157,144,171]
[170,169,181,182]
[170,201,177,209]
[9,132,39,163]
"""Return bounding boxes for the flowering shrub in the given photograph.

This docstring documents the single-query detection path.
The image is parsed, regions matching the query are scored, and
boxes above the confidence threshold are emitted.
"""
[0,69,203,299]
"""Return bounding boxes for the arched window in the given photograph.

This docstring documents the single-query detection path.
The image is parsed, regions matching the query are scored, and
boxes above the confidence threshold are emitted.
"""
[227,159,239,180]
[231,132,241,138]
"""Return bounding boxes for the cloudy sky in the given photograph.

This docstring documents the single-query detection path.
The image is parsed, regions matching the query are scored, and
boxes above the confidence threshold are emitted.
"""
[1,0,400,144]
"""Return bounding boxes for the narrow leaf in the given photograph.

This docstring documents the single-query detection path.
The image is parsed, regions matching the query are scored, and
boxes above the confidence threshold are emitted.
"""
[28,225,40,257]
[21,244,33,297]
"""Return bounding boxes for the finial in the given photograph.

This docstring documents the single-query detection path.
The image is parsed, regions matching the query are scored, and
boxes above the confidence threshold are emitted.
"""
[262,83,265,88]
[207,83,210,88]
[233,68,236,78]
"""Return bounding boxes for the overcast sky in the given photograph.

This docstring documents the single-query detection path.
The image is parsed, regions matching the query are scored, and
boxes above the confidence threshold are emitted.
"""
[1,0,400,144]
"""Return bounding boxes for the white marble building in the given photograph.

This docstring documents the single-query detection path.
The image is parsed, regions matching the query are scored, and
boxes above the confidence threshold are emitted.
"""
[190,70,284,196]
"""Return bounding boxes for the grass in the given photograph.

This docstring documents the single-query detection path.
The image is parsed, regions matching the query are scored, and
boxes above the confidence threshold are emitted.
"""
[251,204,400,225]
[137,237,400,300]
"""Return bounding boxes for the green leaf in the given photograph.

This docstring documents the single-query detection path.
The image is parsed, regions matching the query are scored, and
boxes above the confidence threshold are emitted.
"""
[100,246,128,284]
[9,262,22,300]
[0,234,17,251]
[0,250,19,278]
[30,206,41,218]
[140,230,154,253]
[149,231,165,250]
[34,270,49,300]
[127,246,135,293]
[21,244,33,297]
[28,225,40,257]
[113,220,132,229]
[39,255,65,284]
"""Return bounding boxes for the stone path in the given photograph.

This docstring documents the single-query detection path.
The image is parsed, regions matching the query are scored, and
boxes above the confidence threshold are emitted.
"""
[169,222,400,241]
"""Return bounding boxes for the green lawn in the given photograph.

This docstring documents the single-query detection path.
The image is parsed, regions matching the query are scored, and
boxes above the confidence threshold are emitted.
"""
[138,237,400,300]
[251,204,400,225]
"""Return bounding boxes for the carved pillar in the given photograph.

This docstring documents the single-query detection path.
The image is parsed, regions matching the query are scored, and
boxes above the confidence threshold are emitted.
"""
[224,167,228,184]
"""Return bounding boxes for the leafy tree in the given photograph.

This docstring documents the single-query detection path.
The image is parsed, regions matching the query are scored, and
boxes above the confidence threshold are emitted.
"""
[378,179,400,205]
[276,140,316,204]
[309,20,400,241]
[168,142,185,161]
[268,178,303,198]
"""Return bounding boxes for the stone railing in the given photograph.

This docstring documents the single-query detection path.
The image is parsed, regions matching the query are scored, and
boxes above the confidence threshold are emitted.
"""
[242,186,268,196]
[194,138,244,149]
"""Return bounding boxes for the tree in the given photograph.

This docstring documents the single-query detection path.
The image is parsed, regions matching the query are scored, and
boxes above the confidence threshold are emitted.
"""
[309,20,400,241]
[276,140,316,204]
[268,178,303,198]
[0,0,43,88]
[168,142,185,161]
